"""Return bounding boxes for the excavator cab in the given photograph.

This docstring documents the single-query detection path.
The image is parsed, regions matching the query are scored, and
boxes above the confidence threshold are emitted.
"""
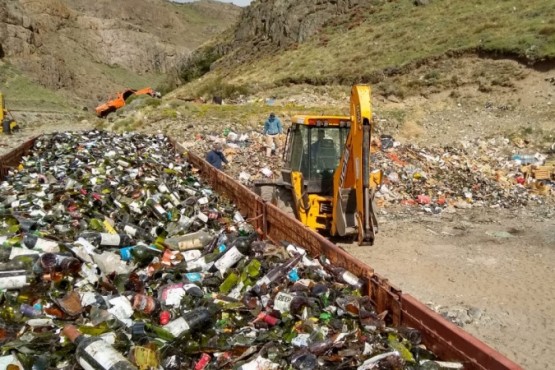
[282,117,351,196]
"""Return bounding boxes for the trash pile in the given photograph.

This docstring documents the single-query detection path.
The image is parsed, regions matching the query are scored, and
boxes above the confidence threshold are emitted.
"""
[372,135,554,213]
[186,128,553,214]
[0,131,459,369]
[183,130,285,185]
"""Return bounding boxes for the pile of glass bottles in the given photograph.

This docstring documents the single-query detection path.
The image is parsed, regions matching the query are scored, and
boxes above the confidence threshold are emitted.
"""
[0,131,460,369]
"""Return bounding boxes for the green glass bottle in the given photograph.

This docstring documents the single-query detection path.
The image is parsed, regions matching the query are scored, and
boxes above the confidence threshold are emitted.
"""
[219,272,239,294]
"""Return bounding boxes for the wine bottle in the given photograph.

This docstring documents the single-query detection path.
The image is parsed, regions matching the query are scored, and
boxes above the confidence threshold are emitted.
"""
[0,269,34,290]
[62,324,138,370]
[162,308,214,338]
[23,234,60,253]
[165,228,215,251]
[325,265,364,290]
[145,198,167,221]
[120,243,163,267]
[79,231,134,248]
[208,234,257,274]
[251,253,303,295]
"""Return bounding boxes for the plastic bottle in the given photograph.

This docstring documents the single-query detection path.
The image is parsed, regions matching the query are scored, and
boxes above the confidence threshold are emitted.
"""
[511,154,538,165]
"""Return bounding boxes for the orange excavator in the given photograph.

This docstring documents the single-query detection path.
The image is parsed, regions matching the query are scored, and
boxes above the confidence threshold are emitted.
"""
[95,87,161,118]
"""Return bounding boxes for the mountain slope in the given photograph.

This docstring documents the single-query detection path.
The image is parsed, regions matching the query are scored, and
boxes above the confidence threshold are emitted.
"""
[174,0,555,99]
[0,0,239,109]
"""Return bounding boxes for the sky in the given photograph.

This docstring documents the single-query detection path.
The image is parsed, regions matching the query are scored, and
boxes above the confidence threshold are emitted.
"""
[172,0,252,6]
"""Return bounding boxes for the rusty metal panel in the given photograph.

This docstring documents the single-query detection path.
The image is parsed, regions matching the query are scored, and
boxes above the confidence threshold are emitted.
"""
[370,274,402,325]
[401,294,522,370]
[265,202,374,276]
[185,150,261,222]
[0,137,37,180]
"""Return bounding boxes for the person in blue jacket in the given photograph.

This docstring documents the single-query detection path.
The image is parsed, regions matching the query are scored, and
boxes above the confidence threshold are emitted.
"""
[263,113,283,157]
[206,143,228,170]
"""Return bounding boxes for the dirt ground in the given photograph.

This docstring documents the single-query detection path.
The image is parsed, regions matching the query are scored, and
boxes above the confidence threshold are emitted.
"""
[342,206,555,370]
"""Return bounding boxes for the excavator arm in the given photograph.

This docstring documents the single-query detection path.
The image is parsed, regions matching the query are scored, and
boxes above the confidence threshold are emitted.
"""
[331,85,378,245]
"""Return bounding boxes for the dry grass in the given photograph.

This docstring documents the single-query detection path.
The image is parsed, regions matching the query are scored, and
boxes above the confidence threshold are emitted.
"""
[178,0,555,98]
[399,121,425,141]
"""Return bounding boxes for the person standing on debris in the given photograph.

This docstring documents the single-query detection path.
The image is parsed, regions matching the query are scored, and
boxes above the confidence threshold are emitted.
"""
[206,143,228,170]
[263,113,283,157]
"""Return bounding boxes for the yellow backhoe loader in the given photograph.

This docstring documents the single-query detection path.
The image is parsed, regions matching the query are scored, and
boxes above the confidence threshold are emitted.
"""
[255,85,381,245]
[0,91,20,134]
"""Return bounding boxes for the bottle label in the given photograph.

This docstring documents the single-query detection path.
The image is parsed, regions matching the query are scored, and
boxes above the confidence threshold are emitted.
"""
[197,212,209,223]
[182,250,202,262]
[103,220,117,235]
[34,238,60,253]
[256,275,271,288]
[117,159,130,167]
[164,317,189,337]
[130,202,142,214]
[158,184,169,193]
[291,333,310,347]
[341,271,362,287]
[160,284,186,307]
[123,225,137,237]
[80,339,128,370]
[170,193,180,206]
[9,247,39,260]
[274,292,294,312]
[0,274,29,290]
[183,283,201,293]
[155,204,166,216]
[186,257,208,271]
[178,238,202,251]
[214,246,245,274]
[100,233,121,246]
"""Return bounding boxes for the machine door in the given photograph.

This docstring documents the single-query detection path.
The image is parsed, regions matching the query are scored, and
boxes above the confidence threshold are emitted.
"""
[286,125,350,195]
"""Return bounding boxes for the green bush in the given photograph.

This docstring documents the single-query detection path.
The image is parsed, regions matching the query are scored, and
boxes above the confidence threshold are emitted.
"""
[179,45,222,84]
[197,78,251,99]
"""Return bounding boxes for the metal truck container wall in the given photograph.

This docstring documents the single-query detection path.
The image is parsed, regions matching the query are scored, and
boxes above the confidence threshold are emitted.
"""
[0,136,522,370]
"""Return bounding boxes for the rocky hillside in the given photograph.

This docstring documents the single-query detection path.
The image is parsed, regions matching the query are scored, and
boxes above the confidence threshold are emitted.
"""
[0,0,239,108]
[175,0,555,99]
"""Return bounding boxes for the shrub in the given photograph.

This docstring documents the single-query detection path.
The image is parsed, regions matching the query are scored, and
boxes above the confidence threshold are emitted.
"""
[179,45,222,84]
[197,78,251,99]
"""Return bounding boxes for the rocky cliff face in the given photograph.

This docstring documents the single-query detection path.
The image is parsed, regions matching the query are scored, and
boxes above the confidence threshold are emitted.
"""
[190,0,373,73]
[0,1,39,58]
[234,0,364,47]
[0,0,239,104]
